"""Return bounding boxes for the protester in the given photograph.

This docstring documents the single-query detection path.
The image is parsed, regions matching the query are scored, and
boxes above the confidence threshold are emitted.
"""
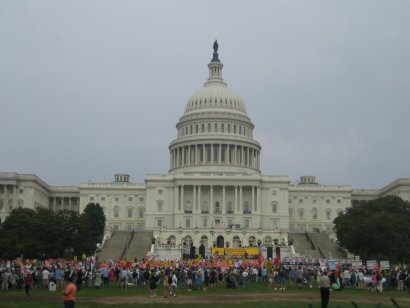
[24,271,33,297]
[319,270,331,308]
[62,276,77,308]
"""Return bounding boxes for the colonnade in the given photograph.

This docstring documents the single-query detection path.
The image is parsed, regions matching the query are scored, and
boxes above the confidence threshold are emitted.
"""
[48,196,79,212]
[173,184,261,215]
[170,144,260,169]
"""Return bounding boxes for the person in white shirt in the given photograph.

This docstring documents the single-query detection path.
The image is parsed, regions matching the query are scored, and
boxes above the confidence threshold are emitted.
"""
[170,272,178,297]
[42,268,50,289]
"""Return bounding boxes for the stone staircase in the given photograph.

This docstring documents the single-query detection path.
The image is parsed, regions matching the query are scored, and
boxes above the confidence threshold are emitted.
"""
[307,232,346,259]
[288,233,322,258]
[98,231,132,261]
[123,231,153,261]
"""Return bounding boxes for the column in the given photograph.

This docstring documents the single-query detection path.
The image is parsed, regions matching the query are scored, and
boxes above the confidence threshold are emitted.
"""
[219,144,222,164]
[175,186,180,211]
[241,147,244,166]
[211,144,214,164]
[203,145,206,164]
[257,187,261,212]
[193,185,196,212]
[234,146,237,165]
[234,186,238,212]
[198,185,201,211]
[181,185,184,211]
[239,186,243,212]
[252,186,255,212]
[222,186,226,213]
[182,146,185,166]
[195,145,198,165]
[227,145,230,164]
[210,185,214,214]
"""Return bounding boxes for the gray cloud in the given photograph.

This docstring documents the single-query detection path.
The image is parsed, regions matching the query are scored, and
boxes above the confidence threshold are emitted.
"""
[1,0,409,189]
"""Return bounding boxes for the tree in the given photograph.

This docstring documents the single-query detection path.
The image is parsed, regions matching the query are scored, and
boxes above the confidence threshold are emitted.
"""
[74,203,106,256]
[0,208,38,258]
[334,196,410,263]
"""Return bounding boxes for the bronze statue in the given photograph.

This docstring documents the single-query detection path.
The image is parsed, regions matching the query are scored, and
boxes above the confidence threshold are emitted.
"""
[213,40,218,53]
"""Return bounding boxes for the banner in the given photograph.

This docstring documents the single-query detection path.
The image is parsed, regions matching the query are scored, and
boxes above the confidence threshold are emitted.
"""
[211,247,259,257]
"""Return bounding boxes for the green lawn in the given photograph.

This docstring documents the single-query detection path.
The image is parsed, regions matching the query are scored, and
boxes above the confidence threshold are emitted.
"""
[0,281,408,308]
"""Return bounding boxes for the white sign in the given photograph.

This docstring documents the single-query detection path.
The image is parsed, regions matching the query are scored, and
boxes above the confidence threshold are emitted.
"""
[380,261,390,270]
[366,260,377,269]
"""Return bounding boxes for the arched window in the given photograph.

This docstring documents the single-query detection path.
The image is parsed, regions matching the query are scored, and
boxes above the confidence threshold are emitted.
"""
[233,236,240,248]
[249,236,256,247]
[114,206,119,218]
[168,235,176,246]
[200,235,208,247]
[183,235,192,247]
[264,236,272,246]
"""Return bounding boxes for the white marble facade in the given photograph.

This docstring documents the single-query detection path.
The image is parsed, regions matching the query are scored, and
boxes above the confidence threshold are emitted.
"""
[1,45,409,251]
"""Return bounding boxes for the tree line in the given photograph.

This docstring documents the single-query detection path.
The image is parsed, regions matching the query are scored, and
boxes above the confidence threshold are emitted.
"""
[334,196,410,264]
[0,203,105,260]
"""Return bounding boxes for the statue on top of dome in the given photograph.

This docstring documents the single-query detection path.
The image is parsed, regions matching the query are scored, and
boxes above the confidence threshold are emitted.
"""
[213,40,218,53]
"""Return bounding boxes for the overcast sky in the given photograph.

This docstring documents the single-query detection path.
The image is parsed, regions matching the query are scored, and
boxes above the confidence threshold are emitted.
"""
[1,1,409,189]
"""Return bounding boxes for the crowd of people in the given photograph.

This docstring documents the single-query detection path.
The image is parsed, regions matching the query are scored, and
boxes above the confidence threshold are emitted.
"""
[1,257,409,298]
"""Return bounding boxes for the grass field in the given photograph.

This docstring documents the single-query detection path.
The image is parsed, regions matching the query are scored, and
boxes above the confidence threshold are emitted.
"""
[1,281,409,308]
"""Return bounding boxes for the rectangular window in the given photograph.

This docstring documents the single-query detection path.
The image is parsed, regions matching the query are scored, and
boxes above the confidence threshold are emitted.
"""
[128,208,132,218]
[158,203,163,212]
[186,219,190,228]
[101,196,105,201]
[157,219,163,228]
[272,220,278,230]
[113,225,119,231]
[128,197,133,201]
[272,203,277,213]
[337,199,341,204]
[326,199,330,204]
[202,218,208,228]
[299,199,303,204]
[139,209,144,218]
[244,219,250,228]
[90,196,94,201]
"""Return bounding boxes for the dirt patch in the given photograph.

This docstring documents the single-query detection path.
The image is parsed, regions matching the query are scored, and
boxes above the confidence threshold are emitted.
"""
[86,292,410,306]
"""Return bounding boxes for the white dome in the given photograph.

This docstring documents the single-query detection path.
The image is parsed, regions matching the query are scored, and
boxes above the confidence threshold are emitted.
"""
[168,42,261,175]
[184,84,247,115]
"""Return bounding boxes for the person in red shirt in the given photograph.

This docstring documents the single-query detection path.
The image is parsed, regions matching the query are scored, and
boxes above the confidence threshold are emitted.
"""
[24,272,33,297]
[62,276,77,308]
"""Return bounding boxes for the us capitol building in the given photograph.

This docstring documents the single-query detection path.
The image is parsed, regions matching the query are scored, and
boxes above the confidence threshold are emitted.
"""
[1,42,409,255]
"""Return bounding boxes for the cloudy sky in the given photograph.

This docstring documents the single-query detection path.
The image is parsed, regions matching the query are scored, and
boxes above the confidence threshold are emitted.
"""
[1,1,409,189]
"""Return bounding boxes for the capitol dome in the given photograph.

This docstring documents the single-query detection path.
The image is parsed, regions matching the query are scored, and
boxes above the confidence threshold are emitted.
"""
[169,41,261,175]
